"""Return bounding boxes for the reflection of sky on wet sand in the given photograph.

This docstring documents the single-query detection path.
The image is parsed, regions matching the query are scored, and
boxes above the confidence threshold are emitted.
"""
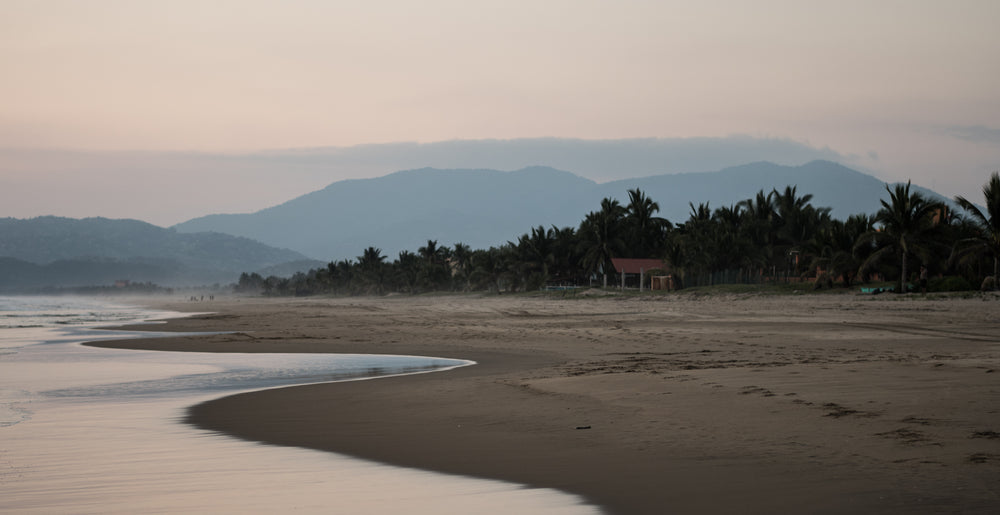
[3,392,599,514]
[0,311,600,514]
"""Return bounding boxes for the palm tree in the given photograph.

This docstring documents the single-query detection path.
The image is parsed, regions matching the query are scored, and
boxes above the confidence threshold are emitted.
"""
[578,198,626,285]
[953,172,1000,288]
[392,250,421,293]
[662,229,688,289]
[450,242,473,291]
[624,188,668,257]
[358,246,386,268]
[418,239,445,263]
[549,225,582,284]
[359,247,392,294]
[739,189,776,225]
[772,185,813,247]
[326,259,355,293]
[417,239,450,290]
[674,202,718,285]
[807,214,873,287]
[515,226,556,289]
[771,185,831,276]
[712,203,768,282]
[859,182,944,292]
[737,190,778,279]
[470,245,516,293]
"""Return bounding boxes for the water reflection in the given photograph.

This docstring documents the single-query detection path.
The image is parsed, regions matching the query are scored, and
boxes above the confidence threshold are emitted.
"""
[0,313,601,514]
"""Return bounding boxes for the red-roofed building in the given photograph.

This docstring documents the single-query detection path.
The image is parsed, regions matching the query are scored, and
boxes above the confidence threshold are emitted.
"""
[610,258,668,275]
[610,258,672,291]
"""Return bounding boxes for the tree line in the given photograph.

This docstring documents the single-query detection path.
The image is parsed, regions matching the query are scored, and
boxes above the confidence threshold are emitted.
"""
[236,173,1000,296]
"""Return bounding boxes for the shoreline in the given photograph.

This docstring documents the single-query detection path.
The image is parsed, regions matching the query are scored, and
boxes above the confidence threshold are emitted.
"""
[89,293,1000,514]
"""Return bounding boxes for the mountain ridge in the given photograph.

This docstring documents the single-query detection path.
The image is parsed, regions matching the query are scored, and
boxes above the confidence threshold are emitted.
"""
[175,166,598,259]
[0,216,308,289]
[173,160,958,262]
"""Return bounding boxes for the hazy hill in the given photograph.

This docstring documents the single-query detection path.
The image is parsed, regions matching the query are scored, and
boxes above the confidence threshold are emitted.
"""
[0,217,308,289]
[253,259,329,278]
[0,256,236,290]
[175,166,600,261]
[602,160,890,222]
[173,161,957,261]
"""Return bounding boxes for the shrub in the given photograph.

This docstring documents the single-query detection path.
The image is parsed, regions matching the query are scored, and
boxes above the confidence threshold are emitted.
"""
[526,272,548,292]
[929,275,974,292]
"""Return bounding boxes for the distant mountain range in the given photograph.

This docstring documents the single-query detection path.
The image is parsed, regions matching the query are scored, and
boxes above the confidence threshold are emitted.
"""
[174,160,957,261]
[175,165,597,262]
[0,217,307,290]
[2,160,961,289]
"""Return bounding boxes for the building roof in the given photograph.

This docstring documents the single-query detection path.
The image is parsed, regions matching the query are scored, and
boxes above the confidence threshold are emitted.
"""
[610,258,669,274]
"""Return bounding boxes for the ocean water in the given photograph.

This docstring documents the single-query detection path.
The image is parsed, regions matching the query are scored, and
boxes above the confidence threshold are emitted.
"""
[0,296,600,514]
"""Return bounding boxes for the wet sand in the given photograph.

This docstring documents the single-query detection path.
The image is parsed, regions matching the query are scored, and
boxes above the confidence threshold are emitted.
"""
[92,292,1000,514]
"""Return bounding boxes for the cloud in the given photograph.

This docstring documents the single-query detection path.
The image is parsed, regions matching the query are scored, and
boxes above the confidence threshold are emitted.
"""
[941,125,1000,145]
[261,136,846,182]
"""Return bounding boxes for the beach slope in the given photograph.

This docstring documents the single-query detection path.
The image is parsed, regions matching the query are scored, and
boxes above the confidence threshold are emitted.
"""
[92,293,1000,514]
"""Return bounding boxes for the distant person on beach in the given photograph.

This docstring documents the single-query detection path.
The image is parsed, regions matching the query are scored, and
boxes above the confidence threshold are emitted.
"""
[919,265,929,294]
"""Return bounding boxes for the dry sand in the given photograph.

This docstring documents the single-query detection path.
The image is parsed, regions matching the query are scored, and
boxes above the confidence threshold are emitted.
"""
[92,291,1000,514]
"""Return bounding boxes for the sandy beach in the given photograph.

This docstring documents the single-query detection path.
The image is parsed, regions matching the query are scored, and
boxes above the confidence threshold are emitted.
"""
[91,291,1000,514]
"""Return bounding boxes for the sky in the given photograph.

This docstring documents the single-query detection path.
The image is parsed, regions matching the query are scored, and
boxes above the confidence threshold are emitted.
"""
[2,0,999,226]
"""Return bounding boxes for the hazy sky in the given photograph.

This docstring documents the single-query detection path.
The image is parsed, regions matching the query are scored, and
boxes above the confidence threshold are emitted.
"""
[2,0,999,226]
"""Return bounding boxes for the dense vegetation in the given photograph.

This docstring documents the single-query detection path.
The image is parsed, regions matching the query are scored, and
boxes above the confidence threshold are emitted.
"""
[238,173,1000,296]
